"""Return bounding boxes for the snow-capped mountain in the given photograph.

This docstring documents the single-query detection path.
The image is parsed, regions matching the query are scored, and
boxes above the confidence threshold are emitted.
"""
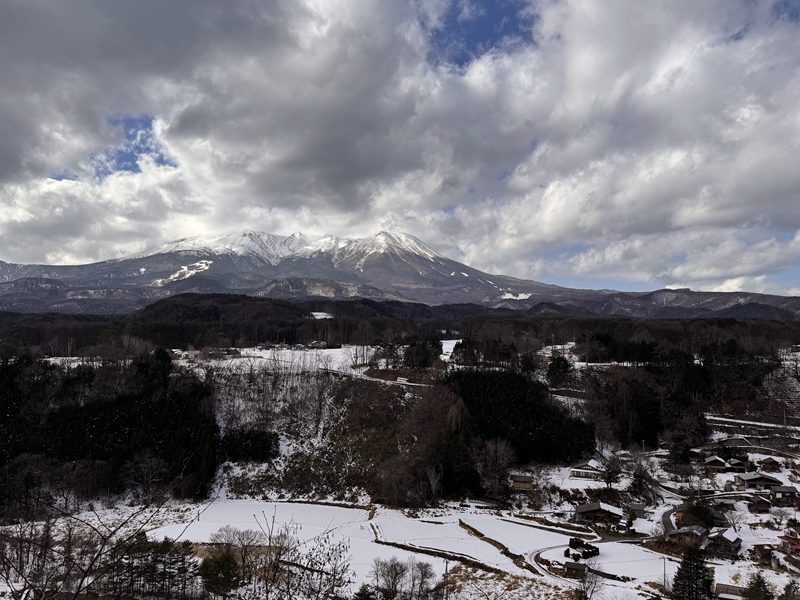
[129,231,319,265]
[0,230,799,318]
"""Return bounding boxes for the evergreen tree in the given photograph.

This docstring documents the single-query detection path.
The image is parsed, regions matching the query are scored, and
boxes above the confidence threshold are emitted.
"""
[353,584,379,600]
[672,547,713,600]
[199,554,240,599]
[743,573,775,600]
[603,457,622,489]
[780,579,800,600]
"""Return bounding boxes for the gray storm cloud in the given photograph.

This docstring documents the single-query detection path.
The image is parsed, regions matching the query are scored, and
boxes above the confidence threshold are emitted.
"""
[1,0,800,293]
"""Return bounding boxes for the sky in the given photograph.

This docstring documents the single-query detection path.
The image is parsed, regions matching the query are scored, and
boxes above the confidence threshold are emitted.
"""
[2,0,800,294]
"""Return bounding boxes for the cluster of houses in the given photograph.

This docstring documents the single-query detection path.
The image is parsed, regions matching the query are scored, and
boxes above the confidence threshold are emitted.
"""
[513,453,800,574]
[703,455,748,473]
[665,525,743,560]
[734,471,800,511]
[704,455,789,475]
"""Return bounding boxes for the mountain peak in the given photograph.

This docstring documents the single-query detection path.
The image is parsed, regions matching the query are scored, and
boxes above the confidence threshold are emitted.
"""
[358,231,440,260]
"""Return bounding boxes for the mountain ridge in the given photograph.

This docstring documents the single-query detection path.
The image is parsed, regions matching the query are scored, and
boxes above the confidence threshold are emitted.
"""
[0,230,799,319]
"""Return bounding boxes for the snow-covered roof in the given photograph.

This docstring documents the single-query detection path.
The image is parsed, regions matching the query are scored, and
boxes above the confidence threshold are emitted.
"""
[670,525,708,536]
[572,458,604,471]
[576,502,624,517]
[748,496,772,505]
[722,528,739,543]
[737,471,781,482]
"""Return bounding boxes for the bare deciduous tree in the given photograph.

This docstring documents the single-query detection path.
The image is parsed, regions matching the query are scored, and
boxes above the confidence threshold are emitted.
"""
[0,496,189,600]
[123,449,169,504]
[470,439,516,499]
[369,556,439,600]
[239,511,353,600]
[580,559,606,600]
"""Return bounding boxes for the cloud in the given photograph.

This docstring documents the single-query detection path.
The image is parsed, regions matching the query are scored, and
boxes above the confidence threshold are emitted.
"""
[1,0,800,294]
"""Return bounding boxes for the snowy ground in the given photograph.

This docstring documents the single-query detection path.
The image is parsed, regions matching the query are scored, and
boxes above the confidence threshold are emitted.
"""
[542,542,680,582]
[143,496,764,597]
[145,499,583,591]
[144,497,798,596]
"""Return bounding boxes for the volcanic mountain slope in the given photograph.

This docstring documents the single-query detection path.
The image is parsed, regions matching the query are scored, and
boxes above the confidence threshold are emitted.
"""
[1,230,799,319]
[0,231,574,311]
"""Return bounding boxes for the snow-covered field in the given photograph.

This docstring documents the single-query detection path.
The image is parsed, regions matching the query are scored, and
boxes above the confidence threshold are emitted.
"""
[141,497,711,596]
[150,501,450,585]
[146,499,582,589]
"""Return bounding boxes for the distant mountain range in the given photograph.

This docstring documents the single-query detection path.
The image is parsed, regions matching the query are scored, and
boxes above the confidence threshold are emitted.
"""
[1,230,799,319]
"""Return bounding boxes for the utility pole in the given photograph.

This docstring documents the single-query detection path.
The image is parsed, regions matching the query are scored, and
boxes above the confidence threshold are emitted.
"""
[444,560,450,600]
[662,556,667,589]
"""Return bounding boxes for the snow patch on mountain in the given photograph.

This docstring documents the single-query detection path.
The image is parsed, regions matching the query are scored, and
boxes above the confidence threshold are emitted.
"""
[500,292,532,300]
[151,260,213,287]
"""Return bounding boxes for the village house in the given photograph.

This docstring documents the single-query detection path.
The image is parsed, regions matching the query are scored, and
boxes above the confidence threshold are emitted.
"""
[704,455,729,473]
[675,503,729,528]
[728,458,747,473]
[748,496,773,513]
[564,562,587,579]
[759,457,783,473]
[628,503,647,520]
[569,459,605,481]
[770,485,799,507]
[665,525,709,546]
[704,528,742,560]
[574,502,624,525]
[735,471,783,490]
[509,474,534,491]
[711,497,737,511]
[716,583,747,600]
[751,544,774,564]
[779,526,800,555]
[711,508,732,528]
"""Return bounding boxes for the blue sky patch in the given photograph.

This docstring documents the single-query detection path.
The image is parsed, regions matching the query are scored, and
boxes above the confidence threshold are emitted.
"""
[427,0,533,67]
[773,0,800,22]
[495,168,513,182]
[771,264,800,288]
[49,169,79,181]
[772,0,800,23]
[92,115,175,179]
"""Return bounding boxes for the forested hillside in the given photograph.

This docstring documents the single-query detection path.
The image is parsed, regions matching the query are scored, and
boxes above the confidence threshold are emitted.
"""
[1,295,794,521]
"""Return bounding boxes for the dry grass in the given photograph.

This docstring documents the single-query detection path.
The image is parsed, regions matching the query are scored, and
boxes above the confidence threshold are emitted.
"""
[446,565,573,600]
